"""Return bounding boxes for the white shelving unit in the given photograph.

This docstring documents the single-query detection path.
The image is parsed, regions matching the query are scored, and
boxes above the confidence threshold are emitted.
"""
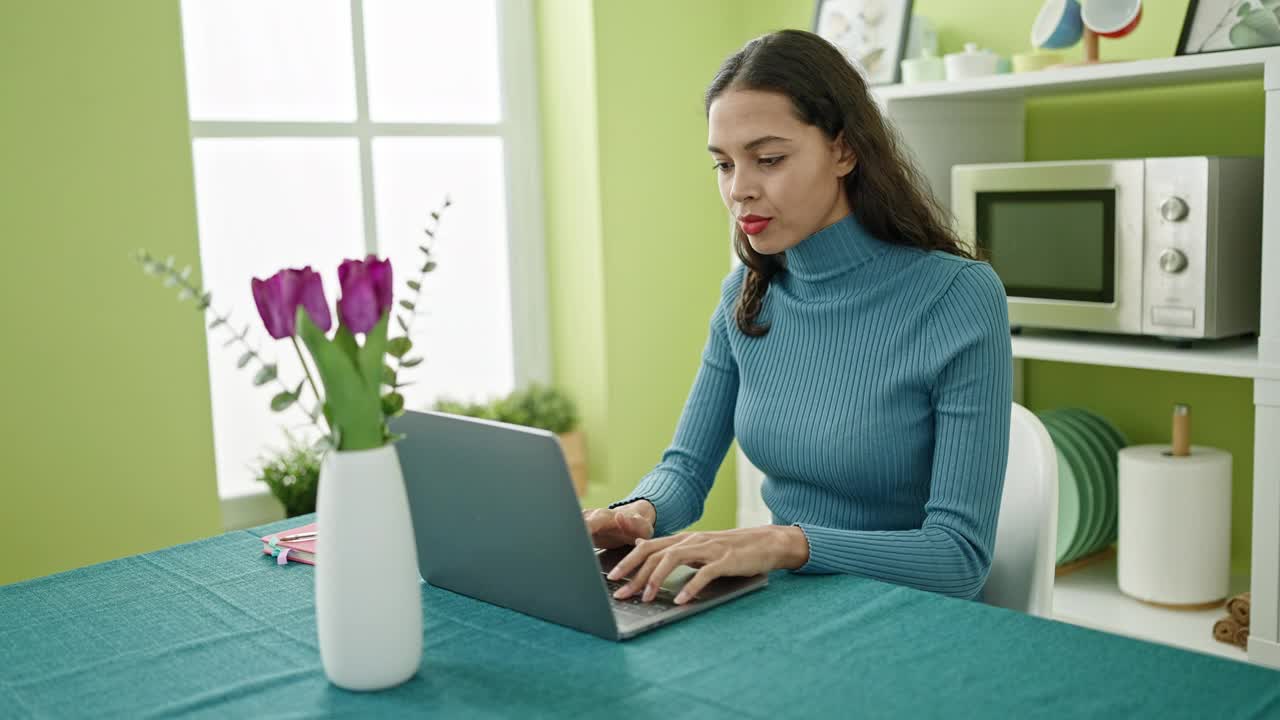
[1053,553,1252,663]
[733,47,1280,669]
[1011,330,1280,380]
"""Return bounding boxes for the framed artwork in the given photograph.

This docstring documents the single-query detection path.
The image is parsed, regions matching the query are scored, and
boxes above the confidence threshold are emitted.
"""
[1176,0,1280,56]
[813,0,915,85]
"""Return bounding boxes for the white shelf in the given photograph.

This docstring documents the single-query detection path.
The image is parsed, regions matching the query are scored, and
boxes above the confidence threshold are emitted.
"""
[1011,330,1280,380]
[1053,551,1251,663]
[873,47,1278,103]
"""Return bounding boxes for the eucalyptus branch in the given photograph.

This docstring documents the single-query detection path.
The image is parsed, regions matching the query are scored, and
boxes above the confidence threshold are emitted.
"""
[383,195,452,411]
[132,250,326,431]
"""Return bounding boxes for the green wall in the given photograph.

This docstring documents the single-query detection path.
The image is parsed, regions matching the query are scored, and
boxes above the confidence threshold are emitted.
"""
[537,0,749,531]
[538,1,1258,574]
[0,2,222,584]
[535,0,614,517]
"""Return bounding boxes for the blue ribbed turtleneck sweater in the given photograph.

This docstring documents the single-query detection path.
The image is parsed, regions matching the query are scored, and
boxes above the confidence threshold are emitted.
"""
[610,211,1013,601]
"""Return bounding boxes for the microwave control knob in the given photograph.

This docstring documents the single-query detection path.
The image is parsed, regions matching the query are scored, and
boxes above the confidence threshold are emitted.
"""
[1159,248,1188,274]
[1160,196,1189,222]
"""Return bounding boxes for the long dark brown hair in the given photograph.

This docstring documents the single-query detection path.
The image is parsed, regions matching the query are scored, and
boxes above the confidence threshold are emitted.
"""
[706,29,973,337]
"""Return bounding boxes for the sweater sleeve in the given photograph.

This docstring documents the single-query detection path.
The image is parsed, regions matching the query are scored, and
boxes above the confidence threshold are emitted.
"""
[792,262,1013,600]
[608,269,742,537]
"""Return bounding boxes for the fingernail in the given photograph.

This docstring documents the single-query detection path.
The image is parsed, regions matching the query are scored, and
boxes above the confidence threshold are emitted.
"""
[606,569,618,580]
[674,591,688,604]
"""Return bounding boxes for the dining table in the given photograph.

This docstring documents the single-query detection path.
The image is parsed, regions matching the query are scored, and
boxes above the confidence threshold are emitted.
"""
[2,512,1279,718]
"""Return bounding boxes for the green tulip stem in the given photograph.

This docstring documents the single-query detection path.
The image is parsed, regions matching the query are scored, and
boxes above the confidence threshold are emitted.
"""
[291,336,326,430]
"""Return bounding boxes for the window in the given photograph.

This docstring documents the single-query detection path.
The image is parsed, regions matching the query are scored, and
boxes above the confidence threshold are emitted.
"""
[179,0,549,499]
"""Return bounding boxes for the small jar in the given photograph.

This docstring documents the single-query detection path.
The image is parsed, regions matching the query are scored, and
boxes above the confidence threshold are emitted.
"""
[900,47,944,85]
[944,42,999,81]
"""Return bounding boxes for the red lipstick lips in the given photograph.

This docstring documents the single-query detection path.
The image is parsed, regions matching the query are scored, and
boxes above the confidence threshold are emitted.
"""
[739,214,771,235]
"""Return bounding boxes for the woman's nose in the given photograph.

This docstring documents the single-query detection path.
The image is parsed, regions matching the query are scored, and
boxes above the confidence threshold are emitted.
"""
[729,168,759,203]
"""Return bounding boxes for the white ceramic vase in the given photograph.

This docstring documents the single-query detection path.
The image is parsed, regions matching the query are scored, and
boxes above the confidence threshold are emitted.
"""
[314,444,422,690]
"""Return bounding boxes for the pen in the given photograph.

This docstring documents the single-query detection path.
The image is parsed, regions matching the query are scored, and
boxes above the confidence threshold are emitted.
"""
[277,531,317,541]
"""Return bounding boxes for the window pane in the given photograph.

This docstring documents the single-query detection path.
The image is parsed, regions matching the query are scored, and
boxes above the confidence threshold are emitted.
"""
[371,137,513,410]
[362,0,502,123]
[180,0,357,121]
[191,139,366,498]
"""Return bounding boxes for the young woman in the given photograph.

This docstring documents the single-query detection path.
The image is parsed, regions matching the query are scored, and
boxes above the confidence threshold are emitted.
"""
[583,29,1012,606]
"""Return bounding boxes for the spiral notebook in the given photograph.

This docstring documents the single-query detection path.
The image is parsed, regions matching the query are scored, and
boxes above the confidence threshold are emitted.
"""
[259,522,316,566]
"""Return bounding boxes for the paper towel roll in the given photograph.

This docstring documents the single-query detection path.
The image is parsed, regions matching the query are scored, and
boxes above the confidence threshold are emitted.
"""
[1117,445,1232,606]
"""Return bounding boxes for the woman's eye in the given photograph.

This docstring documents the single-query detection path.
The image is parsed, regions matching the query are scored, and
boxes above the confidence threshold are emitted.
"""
[713,157,783,173]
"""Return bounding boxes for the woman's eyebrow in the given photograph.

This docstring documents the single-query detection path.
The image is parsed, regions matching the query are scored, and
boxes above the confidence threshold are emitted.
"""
[707,135,792,154]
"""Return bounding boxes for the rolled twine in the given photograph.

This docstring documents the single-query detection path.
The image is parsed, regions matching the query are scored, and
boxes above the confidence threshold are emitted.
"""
[1227,591,1251,627]
[1214,617,1240,644]
[1213,616,1249,650]
[1234,625,1250,650]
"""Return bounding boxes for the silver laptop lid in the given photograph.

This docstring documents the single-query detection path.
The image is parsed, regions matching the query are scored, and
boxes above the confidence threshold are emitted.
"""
[388,409,621,640]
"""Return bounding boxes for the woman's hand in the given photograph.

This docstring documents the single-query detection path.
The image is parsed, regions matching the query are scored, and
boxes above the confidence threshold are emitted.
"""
[582,500,655,550]
[607,525,810,605]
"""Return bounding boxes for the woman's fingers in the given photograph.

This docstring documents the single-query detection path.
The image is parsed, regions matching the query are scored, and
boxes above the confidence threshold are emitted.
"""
[614,547,665,599]
[581,507,655,551]
[583,509,609,534]
[640,551,690,603]
[619,511,652,540]
[613,538,692,601]
[674,562,725,604]
[607,534,672,587]
[583,509,631,549]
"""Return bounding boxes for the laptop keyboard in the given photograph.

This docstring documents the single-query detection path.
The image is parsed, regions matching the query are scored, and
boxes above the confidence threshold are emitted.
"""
[603,575,679,617]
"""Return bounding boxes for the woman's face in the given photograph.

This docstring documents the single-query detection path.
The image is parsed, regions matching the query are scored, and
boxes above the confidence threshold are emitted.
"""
[707,88,856,256]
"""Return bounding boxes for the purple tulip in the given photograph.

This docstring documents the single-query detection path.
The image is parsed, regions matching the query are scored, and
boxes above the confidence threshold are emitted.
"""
[251,267,332,339]
[337,255,394,334]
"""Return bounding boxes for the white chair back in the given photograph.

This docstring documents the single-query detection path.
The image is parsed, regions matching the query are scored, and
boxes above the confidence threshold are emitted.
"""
[984,402,1058,617]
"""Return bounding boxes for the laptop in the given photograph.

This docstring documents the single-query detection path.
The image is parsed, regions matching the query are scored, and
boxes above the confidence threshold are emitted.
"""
[388,409,768,641]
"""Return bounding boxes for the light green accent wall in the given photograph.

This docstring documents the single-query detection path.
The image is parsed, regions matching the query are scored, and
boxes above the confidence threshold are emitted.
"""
[589,1,752,531]
[534,0,613,515]
[0,2,222,584]
[537,1,751,531]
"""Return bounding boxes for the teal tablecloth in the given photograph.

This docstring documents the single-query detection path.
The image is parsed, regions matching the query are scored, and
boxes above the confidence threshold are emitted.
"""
[3,513,1279,719]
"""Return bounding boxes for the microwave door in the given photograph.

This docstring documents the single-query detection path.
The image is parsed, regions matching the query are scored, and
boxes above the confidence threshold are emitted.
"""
[953,160,1145,335]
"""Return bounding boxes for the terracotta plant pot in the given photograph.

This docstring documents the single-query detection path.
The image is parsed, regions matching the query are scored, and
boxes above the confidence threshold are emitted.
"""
[556,430,589,497]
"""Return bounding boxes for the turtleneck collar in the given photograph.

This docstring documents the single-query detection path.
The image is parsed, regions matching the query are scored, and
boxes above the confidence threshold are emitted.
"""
[781,211,888,284]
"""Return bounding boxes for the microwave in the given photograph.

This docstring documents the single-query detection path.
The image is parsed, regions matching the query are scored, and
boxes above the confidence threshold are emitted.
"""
[952,156,1263,341]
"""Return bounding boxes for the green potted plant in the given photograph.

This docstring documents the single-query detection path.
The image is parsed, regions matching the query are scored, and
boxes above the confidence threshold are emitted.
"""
[254,432,321,518]
[433,382,587,496]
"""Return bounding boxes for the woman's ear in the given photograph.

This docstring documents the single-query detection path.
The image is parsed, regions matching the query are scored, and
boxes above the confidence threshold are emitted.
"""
[832,130,857,178]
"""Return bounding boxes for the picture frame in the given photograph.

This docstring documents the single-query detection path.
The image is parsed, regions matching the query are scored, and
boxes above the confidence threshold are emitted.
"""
[1176,0,1280,56]
[813,0,915,86]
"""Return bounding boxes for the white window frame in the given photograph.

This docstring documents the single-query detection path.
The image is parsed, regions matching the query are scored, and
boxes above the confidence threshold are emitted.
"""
[186,0,550,529]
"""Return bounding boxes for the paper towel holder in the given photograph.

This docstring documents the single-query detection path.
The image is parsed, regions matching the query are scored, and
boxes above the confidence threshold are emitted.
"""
[1161,402,1191,458]
[1118,401,1233,609]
